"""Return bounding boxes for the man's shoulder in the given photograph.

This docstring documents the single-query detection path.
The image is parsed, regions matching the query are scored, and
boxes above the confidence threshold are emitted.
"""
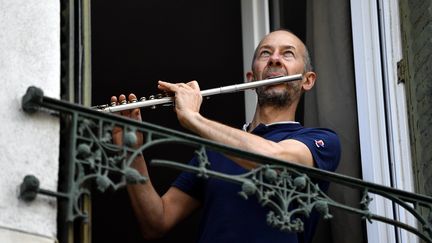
[297,127,339,137]
[293,127,340,148]
[258,123,339,142]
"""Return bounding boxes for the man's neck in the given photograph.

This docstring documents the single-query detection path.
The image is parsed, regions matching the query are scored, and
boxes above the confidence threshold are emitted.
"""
[248,104,297,132]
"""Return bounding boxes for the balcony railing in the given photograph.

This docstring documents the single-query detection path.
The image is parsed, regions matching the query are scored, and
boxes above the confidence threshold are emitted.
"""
[19,86,432,242]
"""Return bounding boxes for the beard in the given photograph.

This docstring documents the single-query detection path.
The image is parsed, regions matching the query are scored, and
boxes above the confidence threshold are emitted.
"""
[256,81,301,108]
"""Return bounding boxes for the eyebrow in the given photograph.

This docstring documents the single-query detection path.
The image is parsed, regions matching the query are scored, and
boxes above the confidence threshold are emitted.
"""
[259,44,297,51]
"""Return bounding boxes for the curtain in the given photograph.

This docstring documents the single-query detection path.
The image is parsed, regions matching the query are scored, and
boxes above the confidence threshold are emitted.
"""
[304,0,365,242]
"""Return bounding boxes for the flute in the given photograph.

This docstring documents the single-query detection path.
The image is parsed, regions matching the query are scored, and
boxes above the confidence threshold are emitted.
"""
[94,74,303,113]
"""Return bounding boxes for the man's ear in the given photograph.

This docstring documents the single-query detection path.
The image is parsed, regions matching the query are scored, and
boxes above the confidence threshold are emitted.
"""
[302,72,316,91]
[246,71,254,82]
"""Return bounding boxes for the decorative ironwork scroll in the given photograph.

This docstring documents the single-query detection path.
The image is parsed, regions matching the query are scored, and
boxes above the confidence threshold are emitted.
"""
[19,86,432,242]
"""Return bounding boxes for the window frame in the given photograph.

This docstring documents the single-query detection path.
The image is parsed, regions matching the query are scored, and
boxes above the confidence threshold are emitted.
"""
[241,0,270,123]
[351,0,416,242]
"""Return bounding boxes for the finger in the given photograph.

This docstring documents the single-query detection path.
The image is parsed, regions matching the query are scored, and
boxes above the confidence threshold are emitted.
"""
[128,93,138,103]
[128,93,142,120]
[118,94,127,104]
[110,96,121,115]
[187,80,200,91]
[118,94,131,116]
[158,81,180,93]
[110,96,118,105]
[112,125,124,145]
[112,125,122,135]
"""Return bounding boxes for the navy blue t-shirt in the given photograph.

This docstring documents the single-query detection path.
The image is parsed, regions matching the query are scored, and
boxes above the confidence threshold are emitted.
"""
[172,122,341,243]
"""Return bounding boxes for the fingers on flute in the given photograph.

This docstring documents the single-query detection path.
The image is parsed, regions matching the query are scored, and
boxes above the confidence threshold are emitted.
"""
[110,93,141,119]
[109,94,128,116]
[128,93,142,120]
[117,94,131,116]
[111,94,133,105]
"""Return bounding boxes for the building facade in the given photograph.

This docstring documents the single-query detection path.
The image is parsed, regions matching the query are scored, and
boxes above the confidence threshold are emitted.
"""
[0,0,431,242]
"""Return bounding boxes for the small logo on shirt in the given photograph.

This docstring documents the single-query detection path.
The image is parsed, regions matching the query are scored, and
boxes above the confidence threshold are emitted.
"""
[315,139,325,148]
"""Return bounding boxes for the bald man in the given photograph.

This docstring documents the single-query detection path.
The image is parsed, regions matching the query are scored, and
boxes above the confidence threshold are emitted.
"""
[112,30,340,243]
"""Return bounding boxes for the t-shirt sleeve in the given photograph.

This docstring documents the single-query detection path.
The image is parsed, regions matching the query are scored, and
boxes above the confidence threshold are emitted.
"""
[171,156,205,201]
[293,128,341,172]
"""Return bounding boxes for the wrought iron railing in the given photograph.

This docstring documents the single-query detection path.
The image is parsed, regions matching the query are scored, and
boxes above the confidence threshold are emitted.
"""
[19,86,432,242]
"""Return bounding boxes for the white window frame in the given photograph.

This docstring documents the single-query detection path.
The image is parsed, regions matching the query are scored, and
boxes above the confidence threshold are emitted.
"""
[351,0,416,242]
[240,0,270,123]
[378,0,417,242]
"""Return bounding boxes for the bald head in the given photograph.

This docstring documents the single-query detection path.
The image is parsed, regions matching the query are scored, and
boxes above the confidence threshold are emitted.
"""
[251,30,312,73]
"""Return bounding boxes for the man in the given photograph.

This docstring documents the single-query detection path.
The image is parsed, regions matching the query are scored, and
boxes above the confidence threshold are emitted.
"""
[112,30,340,243]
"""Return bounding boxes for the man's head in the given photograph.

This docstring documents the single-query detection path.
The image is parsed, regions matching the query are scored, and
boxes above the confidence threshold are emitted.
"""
[246,30,316,108]
[250,30,313,74]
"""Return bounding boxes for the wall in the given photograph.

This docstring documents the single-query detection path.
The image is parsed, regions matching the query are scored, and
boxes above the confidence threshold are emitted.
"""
[400,0,432,196]
[0,0,60,242]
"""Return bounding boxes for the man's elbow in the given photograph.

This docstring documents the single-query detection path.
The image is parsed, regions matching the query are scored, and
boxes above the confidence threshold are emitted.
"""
[141,227,168,240]
[138,220,172,240]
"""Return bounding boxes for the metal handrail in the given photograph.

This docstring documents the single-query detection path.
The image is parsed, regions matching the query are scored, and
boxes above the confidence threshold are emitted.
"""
[19,86,432,242]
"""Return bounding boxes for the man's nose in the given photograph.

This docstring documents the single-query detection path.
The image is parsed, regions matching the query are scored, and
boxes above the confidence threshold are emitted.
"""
[268,52,282,66]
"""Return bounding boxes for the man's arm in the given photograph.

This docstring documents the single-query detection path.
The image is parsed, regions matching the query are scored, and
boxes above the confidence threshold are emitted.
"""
[112,94,200,239]
[157,81,314,169]
[126,155,200,239]
[178,112,313,169]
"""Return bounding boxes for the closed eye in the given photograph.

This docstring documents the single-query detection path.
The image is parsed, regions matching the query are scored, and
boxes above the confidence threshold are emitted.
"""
[283,50,294,58]
[259,50,271,58]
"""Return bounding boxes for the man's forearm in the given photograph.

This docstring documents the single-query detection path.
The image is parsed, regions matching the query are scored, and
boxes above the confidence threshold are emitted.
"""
[179,112,277,169]
[127,154,167,239]
[179,112,314,168]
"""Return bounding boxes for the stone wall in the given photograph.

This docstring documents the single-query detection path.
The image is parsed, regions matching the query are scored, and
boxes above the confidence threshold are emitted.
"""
[0,0,60,241]
[400,0,432,196]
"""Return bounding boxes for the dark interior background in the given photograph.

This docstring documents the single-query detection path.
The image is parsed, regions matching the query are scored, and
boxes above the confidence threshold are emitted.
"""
[91,0,244,242]
[90,0,306,242]
[269,0,307,123]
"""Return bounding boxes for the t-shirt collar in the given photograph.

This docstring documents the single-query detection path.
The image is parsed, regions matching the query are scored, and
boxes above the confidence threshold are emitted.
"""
[242,121,300,132]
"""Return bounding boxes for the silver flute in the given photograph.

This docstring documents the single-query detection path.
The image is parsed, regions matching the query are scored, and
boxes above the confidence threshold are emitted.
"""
[94,74,303,113]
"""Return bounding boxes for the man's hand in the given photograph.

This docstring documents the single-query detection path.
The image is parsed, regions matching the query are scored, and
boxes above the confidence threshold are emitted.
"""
[108,90,201,240]
[157,80,202,130]
[111,93,144,148]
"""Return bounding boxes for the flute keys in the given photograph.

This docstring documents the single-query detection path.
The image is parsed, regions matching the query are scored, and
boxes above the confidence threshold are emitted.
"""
[92,104,109,110]
[148,95,156,109]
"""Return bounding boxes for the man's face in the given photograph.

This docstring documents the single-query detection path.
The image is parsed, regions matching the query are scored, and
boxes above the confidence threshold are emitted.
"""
[251,31,306,107]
